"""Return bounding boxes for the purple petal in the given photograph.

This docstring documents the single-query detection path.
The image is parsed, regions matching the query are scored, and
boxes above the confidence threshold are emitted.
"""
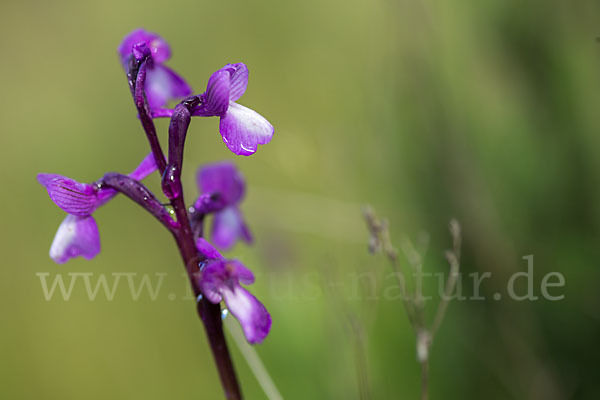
[211,207,252,250]
[219,102,274,156]
[95,188,118,207]
[151,108,175,118]
[229,260,255,285]
[195,238,223,260]
[193,193,227,214]
[239,216,253,244]
[223,286,271,344]
[38,174,98,217]
[198,259,227,303]
[118,28,171,65]
[204,69,231,116]
[49,215,100,264]
[226,63,249,102]
[36,173,63,187]
[197,258,255,298]
[197,258,267,343]
[197,162,245,205]
[129,153,157,181]
[132,42,151,62]
[145,65,192,109]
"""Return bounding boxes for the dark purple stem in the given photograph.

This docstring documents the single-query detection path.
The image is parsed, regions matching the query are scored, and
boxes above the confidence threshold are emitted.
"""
[190,202,209,240]
[172,196,242,400]
[126,55,241,399]
[126,55,167,174]
[168,97,200,171]
[166,99,242,400]
[98,173,178,233]
[161,97,200,199]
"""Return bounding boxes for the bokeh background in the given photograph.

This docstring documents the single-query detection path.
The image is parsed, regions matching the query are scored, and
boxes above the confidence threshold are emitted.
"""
[1,0,599,398]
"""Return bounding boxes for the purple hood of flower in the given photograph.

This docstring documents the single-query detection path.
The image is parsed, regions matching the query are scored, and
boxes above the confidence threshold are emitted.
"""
[195,162,252,250]
[37,153,157,263]
[118,29,192,109]
[192,63,274,156]
[196,238,271,344]
[198,161,245,205]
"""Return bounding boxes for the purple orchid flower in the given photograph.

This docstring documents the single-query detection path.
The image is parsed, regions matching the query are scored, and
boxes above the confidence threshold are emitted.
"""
[37,154,157,263]
[195,162,252,250]
[196,238,271,344]
[191,63,274,156]
[118,29,192,109]
[38,30,275,395]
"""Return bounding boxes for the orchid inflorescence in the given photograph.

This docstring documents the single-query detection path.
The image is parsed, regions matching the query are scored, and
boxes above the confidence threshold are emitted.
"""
[37,28,274,397]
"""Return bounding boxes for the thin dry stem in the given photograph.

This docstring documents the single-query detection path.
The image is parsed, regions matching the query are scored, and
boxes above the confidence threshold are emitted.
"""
[363,206,417,329]
[363,207,462,400]
[431,250,460,337]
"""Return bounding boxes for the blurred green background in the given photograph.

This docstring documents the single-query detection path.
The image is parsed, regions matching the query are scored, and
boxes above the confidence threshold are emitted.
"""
[1,0,599,398]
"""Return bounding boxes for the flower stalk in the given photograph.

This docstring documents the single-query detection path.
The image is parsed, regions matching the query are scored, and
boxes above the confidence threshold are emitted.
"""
[38,29,274,399]
[127,51,167,174]
[132,57,243,399]
[98,173,178,233]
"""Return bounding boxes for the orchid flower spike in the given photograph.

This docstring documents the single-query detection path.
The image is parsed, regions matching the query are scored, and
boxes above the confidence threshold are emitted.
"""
[196,238,271,344]
[37,154,157,263]
[118,29,192,109]
[194,162,252,250]
[192,63,274,156]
